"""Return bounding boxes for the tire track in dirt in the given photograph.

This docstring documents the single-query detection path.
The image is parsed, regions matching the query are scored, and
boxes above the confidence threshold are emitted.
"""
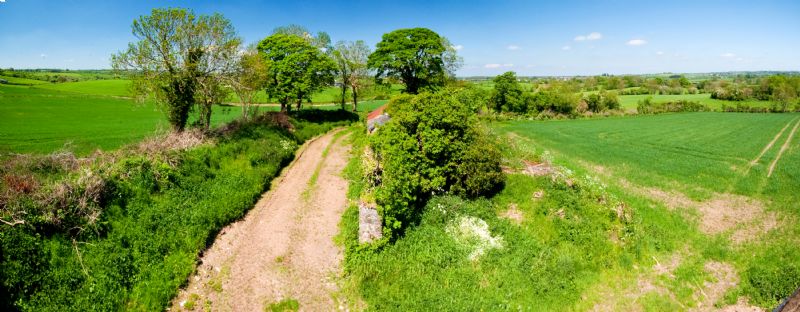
[746,116,797,171]
[767,117,800,177]
[171,129,352,311]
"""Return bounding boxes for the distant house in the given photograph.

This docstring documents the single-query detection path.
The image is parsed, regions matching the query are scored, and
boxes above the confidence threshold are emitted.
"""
[366,104,390,133]
[0,79,8,84]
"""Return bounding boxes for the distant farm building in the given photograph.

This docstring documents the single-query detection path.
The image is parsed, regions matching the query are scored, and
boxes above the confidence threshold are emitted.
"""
[366,104,390,133]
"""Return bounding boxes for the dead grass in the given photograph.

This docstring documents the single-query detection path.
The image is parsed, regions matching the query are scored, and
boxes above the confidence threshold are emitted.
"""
[500,203,524,224]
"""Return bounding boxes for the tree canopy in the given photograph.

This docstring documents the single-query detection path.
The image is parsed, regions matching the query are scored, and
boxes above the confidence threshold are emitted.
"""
[332,40,372,111]
[367,28,452,94]
[111,8,241,131]
[257,33,337,112]
[490,71,525,112]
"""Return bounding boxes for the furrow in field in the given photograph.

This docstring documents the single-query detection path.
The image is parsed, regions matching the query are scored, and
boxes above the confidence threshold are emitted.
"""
[767,118,800,177]
[748,116,797,168]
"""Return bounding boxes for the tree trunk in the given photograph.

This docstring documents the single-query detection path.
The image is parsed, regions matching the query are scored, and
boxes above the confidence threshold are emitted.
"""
[351,86,358,112]
[341,83,347,110]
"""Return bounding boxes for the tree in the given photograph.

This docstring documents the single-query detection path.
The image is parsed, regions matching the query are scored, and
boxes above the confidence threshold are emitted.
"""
[112,8,241,132]
[490,71,525,112]
[227,46,268,121]
[272,24,332,51]
[332,40,372,111]
[257,33,337,112]
[367,28,451,94]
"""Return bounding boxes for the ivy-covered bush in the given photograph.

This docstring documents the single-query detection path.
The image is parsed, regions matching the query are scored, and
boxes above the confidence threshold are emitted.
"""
[370,90,504,237]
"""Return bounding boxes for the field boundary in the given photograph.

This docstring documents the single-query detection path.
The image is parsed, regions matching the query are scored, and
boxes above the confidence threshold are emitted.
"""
[767,118,800,177]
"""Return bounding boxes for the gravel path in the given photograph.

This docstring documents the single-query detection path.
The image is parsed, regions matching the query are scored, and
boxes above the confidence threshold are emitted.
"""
[171,129,351,311]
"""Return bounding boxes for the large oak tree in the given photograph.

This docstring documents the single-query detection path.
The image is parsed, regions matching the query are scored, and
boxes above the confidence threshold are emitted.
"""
[258,33,336,112]
[368,28,453,94]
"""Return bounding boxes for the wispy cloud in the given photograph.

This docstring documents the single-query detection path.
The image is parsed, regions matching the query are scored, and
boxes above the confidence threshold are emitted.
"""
[40,53,47,59]
[574,32,602,41]
[656,51,664,55]
[507,45,520,50]
[721,52,736,58]
[451,44,463,51]
[484,63,514,68]
[626,39,647,46]
[562,45,571,50]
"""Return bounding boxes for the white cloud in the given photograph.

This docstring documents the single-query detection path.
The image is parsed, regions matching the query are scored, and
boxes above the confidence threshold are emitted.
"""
[721,52,736,58]
[40,53,47,59]
[656,51,664,55]
[0,1,6,3]
[484,63,513,69]
[626,39,647,46]
[562,45,571,50]
[451,45,463,51]
[507,45,520,50]
[574,32,602,41]
[736,57,743,61]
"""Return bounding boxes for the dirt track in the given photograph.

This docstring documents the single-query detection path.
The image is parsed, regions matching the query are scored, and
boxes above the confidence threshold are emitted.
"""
[171,129,351,311]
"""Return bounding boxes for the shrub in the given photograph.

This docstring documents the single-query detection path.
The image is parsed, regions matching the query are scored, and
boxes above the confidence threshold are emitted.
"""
[637,98,709,114]
[371,90,504,236]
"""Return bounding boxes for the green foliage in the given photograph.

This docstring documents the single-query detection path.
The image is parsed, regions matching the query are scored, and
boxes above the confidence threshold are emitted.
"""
[370,90,504,235]
[264,298,300,312]
[343,172,634,310]
[489,71,525,113]
[0,112,355,311]
[367,28,448,94]
[258,33,337,111]
[636,98,709,114]
[112,8,242,132]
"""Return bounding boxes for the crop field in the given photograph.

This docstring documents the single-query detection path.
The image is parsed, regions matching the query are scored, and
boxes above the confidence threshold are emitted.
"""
[341,112,800,311]
[0,84,242,155]
[0,81,388,155]
[618,93,775,109]
[491,113,800,309]
[33,79,133,97]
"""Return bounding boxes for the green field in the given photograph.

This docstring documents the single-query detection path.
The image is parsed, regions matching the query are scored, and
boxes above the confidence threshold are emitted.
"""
[0,84,242,155]
[0,81,388,155]
[0,75,51,85]
[495,113,800,308]
[618,93,775,110]
[343,112,800,310]
[34,79,133,97]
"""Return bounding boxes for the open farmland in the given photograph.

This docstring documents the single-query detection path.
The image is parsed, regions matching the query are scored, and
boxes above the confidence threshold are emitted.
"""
[0,84,243,155]
[489,113,800,309]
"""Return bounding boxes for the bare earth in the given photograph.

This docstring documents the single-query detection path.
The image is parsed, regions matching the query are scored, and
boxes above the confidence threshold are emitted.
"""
[171,129,351,311]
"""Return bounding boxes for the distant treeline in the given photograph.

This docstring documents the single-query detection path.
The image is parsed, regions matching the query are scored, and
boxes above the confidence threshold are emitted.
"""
[0,69,122,83]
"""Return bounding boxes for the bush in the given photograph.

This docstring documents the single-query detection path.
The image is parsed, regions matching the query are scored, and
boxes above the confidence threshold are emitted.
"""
[370,90,504,237]
[637,98,709,114]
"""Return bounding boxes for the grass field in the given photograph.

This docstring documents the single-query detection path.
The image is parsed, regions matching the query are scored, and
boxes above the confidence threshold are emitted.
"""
[0,84,242,155]
[342,112,800,310]
[0,81,388,155]
[618,93,775,110]
[34,79,133,97]
[494,113,800,308]
[0,75,51,85]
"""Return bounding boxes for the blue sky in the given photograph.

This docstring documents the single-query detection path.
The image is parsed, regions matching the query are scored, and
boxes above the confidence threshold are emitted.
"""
[0,0,798,76]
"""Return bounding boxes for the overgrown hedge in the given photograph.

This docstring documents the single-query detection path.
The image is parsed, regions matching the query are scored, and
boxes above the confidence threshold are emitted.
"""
[369,90,504,238]
[0,110,356,311]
